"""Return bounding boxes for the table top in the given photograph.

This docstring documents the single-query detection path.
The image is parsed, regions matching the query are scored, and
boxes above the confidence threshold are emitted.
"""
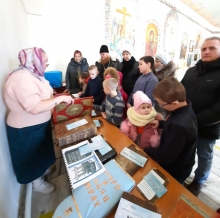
[96,117,219,218]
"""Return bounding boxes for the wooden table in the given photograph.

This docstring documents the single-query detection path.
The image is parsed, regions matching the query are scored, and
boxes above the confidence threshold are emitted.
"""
[96,117,219,218]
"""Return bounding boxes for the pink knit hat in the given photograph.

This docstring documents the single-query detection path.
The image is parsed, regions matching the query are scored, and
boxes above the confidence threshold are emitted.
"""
[133,91,152,112]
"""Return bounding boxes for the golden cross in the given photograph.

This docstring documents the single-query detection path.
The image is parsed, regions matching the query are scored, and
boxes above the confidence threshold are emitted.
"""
[116,7,131,38]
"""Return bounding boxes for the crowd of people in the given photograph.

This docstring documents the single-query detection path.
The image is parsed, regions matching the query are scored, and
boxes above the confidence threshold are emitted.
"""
[4,36,220,204]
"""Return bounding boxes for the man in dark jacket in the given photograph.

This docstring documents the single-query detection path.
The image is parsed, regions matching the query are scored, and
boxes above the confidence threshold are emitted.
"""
[181,36,220,196]
[95,45,120,80]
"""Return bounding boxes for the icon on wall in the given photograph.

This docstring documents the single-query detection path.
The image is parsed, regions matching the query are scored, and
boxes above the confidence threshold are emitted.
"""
[145,23,158,57]
[194,53,198,61]
[109,1,137,61]
[194,31,203,50]
[187,54,193,67]
[179,32,189,59]
[189,40,194,52]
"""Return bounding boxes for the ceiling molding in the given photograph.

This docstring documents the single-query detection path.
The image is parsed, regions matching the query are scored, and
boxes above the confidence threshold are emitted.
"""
[157,0,220,34]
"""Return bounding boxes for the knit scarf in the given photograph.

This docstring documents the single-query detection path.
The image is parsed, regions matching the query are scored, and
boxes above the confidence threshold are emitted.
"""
[127,107,157,127]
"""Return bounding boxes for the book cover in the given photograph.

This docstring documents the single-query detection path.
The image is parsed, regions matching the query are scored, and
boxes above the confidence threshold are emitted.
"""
[62,140,106,190]
[52,159,135,218]
[137,168,169,204]
[54,115,97,146]
[115,192,161,218]
[53,95,93,123]
[115,144,148,176]
[169,194,211,218]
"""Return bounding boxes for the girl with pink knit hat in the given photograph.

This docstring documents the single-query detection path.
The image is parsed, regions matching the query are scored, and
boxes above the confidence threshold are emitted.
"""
[120,91,163,148]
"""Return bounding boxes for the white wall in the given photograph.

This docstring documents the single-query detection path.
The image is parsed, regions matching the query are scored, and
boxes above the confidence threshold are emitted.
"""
[0,0,29,217]
[27,0,105,80]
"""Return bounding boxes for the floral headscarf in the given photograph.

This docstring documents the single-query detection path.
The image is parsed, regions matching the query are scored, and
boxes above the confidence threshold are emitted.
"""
[7,47,45,80]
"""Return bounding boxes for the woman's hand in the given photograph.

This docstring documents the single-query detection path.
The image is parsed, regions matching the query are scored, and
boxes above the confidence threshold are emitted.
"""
[77,92,82,96]
[61,96,74,105]
[127,103,131,108]
[150,120,159,129]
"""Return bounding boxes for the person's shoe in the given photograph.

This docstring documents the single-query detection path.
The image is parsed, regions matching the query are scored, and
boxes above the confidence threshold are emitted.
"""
[43,164,56,176]
[32,177,55,194]
[186,179,204,197]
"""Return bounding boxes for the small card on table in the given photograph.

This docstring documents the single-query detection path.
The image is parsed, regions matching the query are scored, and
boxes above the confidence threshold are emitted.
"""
[91,135,112,155]
[66,119,88,130]
[79,142,104,156]
[137,170,167,200]
[92,110,97,116]
[93,120,101,127]
[120,147,147,167]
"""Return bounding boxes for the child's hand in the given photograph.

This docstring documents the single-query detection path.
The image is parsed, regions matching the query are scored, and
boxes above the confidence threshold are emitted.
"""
[127,103,131,108]
[150,120,159,129]
[101,112,107,119]
[77,92,82,96]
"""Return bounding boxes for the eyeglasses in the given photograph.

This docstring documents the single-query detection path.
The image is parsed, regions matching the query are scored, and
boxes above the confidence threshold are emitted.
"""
[159,102,170,108]
[43,61,49,66]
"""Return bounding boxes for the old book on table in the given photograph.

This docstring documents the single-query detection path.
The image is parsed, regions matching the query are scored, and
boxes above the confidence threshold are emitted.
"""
[115,144,148,176]
[115,192,161,218]
[52,159,135,218]
[137,168,169,204]
[54,115,97,146]
[62,140,105,190]
[53,95,93,123]
[169,194,211,218]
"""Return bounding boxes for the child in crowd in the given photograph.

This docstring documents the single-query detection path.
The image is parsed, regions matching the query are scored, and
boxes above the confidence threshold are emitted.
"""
[104,67,128,104]
[77,72,90,97]
[127,56,158,108]
[81,65,104,105]
[121,91,163,149]
[144,77,197,184]
[93,78,125,126]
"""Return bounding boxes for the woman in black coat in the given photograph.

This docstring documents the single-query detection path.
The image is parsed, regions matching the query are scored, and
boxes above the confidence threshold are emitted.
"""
[65,50,89,94]
[118,49,141,96]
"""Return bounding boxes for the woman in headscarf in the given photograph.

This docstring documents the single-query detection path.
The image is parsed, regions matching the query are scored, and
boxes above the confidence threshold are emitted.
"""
[4,47,74,194]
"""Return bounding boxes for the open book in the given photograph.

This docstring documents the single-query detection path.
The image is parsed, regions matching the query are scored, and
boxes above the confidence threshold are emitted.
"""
[62,140,105,190]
